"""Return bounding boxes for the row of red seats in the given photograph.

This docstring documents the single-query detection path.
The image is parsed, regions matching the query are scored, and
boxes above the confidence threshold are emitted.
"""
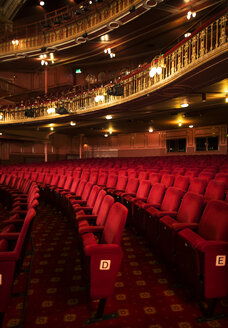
[40,176,128,321]
[0,177,40,326]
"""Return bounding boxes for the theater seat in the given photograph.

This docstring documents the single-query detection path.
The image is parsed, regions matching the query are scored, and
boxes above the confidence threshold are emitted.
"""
[204,180,226,201]
[175,200,228,315]
[80,202,128,321]
[158,192,204,263]
[144,187,184,246]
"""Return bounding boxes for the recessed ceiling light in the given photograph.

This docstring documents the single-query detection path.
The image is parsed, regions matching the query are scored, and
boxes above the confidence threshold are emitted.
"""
[189,125,194,128]
[181,103,189,108]
[70,121,76,126]
[104,134,108,137]
[178,122,182,127]
[106,115,112,120]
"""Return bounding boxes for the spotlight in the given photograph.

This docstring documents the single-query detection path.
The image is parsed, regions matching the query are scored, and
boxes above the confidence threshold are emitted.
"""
[104,134,108,137]
[189,125,194,128]
[70,121,76,126]
[181,103,189,108]
[225,94,228,103]
[149,127,153,133]
[106,115,112,120]
[40,1,45,6]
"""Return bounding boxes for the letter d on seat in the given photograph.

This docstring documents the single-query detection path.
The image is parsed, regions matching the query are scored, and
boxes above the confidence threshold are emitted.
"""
[99,260,111,270]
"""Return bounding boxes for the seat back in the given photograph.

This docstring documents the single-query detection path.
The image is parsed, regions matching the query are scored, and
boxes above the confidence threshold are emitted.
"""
[81,182,94,201]
[177,192,204,223]
[97,173,108,186]
[101,202,128,245]
[106,174,118,188]
[160,174,174,188]
[89,172,98,184]
[160,187,183,211]
[198,200,228,241]
[96,195,115,226]
[57,175,67,188]
[63,176,73,190]
[149,173,161,184]
[37,173,45,184]
[115,176,128,191]
[204,180,226,201]
[135,180,151,199]
[86,185,101,208]
[69,178,80,193]
[125,178,139,194]
[75,180,87,197]
[147,183,166,205]
[174,175,189,191]
[92,190,107,215]
[138,171,148,180]
[188,177,207,195]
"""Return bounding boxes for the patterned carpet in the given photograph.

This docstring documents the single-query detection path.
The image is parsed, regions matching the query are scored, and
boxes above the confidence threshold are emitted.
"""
[2,202,228,328]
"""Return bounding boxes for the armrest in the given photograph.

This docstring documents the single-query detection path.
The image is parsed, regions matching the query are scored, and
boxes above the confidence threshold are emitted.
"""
[143,202,160,209]
[155,211,177,218]
[0,233,20,240]
[79,225,104,235]
[1,219,24,227]
[172,222,199,232]
[76,215,97,222]
[122,192,136,197]
[84,243,122,256]
[72,200,87,206]
[76,207,93,213]
[133,197,147,203]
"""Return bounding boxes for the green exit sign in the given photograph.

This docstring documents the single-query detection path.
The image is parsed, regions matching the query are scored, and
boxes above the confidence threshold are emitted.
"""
[75,69,82,74]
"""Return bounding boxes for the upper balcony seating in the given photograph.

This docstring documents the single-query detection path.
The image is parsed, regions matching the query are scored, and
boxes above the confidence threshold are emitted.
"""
[174,200,228,315]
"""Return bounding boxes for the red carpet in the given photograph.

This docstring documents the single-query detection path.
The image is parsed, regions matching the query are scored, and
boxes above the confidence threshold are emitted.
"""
[2,202,228,328]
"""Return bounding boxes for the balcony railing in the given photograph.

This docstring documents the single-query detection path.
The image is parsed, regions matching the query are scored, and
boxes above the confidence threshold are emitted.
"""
[0,0,142,56]
[0,11,227,124]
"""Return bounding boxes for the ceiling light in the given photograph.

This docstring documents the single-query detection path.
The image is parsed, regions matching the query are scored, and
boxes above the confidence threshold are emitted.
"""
[0,113,3,120]
[181,103,189,108]
[70,121,76,126]
[156,66,162,75]
[104,134,108,137]
[50,127,54,131]
[149,67,157,78]
[106,115,112,120]
[50,123,54,127]
[225,94,228,103]
[149,127,153,133]
[0,132,2,135]
[47,108,55,114]
[110,53,115,58]
[178,122,182,127]
[109,128,113,134]
[12,39,19,45]
[184,33,191,38]
[101,34,109,41]
[40,1,45,6]
[95,95,104,102]
[189,125,194,128]
[50,53,54,60]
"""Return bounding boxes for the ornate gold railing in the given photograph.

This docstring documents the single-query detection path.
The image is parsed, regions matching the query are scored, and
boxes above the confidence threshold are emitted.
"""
[0,11,227,124]
[0,0,142,56]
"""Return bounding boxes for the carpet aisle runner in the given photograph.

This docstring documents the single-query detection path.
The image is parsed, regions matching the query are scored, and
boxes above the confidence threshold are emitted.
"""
[3,202,228,328]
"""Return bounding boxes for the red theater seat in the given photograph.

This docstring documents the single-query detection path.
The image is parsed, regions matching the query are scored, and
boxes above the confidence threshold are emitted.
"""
[144,187,184,246]
[175,200,228,314]
[158,192,204,263]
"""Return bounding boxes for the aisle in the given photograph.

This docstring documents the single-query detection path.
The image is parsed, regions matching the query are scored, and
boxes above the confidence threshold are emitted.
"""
[3,202,228,328]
